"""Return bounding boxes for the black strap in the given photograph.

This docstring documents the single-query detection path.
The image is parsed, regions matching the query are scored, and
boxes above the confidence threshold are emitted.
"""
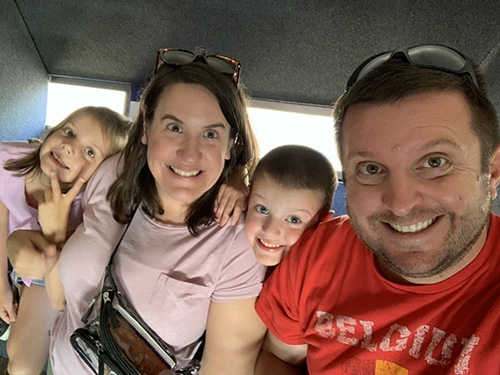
[105,204,206,366]
[108,205,139,267]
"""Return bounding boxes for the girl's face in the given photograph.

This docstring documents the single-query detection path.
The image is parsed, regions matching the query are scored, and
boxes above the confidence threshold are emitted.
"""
[142,83,233,221]
[39,113,108,189]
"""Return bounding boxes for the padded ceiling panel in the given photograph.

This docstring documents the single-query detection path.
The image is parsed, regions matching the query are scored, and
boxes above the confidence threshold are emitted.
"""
[13,0,500,110]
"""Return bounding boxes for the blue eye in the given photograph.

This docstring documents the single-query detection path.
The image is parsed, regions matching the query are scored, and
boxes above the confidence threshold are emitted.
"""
[256,205,269,215]
[287,216,302,224]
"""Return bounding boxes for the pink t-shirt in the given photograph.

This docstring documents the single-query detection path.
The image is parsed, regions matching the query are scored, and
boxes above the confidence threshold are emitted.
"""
[256,214,500,374]
[50,154,266,374]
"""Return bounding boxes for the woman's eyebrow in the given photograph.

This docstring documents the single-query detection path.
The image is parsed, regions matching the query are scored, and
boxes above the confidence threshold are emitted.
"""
[159,113,183,123]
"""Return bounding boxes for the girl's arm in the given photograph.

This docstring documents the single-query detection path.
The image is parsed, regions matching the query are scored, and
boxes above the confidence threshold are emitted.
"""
[37,172,85,310]
[200,297,267,375]
[0,199,17,323]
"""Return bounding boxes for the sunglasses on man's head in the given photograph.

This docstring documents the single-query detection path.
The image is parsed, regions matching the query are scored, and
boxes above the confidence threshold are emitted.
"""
[345,44,479,91]
[155,48,241,87]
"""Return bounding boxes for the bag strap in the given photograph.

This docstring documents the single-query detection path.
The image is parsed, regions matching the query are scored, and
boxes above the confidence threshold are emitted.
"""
[108,205,139,267]
[104,204,207,365]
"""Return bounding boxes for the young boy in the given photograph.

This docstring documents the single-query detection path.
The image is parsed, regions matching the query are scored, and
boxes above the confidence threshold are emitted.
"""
[245,145,338,266]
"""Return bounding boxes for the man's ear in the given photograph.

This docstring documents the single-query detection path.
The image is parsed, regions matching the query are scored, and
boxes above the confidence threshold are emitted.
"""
[488,145,500,200]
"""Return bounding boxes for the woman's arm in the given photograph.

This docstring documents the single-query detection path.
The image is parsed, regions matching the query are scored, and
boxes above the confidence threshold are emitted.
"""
[255,331,308,375]
[201,297,267,375]
[0,199,17,323]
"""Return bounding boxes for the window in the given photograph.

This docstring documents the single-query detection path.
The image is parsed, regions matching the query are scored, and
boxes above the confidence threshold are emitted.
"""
[44,81,341,173]
[45,76,129,127]
[249,100,341,173]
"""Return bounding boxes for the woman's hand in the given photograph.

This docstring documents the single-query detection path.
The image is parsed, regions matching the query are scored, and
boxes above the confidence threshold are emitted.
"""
[214,183,249,227]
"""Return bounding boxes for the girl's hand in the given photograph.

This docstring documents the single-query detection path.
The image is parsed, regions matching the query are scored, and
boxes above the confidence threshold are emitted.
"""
[214,183,248,227]
[0,282,17,324]
[7,230,59,280]
[38,171,85,247]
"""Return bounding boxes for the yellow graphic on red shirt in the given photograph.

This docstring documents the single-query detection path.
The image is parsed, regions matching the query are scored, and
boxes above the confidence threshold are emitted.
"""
[375,360,409,375]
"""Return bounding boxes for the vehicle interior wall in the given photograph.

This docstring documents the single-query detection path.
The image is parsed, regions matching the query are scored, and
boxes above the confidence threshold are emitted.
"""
[0,0,48,142]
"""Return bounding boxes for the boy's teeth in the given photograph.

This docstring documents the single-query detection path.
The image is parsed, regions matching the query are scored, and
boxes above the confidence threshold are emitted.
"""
[259,239,281,248]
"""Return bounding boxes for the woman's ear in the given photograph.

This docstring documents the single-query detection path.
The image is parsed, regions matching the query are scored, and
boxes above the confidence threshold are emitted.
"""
[141,109,148,145]
[225,133,238,160]
[488,145,500,200]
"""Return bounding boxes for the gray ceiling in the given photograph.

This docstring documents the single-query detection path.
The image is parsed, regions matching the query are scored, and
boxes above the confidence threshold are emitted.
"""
[14,0,500,111]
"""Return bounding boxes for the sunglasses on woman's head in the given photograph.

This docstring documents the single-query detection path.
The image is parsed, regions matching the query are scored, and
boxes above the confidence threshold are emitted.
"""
[155,48,241,88]
[345,44,479,91]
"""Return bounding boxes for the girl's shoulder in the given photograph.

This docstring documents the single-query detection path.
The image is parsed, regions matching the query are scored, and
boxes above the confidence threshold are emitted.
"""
[0,142,38,161]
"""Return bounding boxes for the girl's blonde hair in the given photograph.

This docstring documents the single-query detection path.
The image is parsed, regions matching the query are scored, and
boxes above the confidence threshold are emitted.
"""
[4,106,131,178]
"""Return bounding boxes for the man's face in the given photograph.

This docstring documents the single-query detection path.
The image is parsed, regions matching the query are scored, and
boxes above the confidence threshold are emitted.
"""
[341,91,499,283]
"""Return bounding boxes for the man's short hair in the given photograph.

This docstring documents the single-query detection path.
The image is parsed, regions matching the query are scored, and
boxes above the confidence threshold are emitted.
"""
[333,53,500,174]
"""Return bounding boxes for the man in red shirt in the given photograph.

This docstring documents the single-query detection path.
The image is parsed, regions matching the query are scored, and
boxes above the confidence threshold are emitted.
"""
[255,45,500,374]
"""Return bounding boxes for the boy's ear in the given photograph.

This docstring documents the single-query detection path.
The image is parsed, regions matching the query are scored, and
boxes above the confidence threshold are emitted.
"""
[489,145,500,200]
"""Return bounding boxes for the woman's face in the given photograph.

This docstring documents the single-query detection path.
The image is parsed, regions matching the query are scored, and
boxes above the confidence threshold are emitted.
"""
[142,83,233,219]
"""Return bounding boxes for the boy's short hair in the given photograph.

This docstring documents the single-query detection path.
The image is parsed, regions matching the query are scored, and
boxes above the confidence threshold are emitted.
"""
[251,145,338,214]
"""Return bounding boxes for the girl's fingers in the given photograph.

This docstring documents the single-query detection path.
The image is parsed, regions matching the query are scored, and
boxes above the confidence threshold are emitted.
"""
[65,176,86,201]
[49,170,61,197]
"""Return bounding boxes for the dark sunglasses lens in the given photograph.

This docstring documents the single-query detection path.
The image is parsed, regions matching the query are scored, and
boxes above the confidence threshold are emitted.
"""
[408,45,466,71]
[356,53,391,81]
[161,50,195,65]
[205,56,237,75]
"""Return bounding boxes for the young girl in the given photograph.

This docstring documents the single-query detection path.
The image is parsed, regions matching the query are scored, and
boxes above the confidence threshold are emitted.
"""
[0,106,130,375]
[245,145,338,266]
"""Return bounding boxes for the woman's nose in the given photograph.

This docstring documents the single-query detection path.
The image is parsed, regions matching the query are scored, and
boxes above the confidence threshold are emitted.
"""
[177,136,201,161]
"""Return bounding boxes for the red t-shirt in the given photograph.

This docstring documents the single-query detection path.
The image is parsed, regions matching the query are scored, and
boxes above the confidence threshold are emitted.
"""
[256,214,500,374]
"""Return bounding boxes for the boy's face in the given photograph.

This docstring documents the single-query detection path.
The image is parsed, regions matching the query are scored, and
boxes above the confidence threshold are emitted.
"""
[39,113,108,190]
[245,173,324,266]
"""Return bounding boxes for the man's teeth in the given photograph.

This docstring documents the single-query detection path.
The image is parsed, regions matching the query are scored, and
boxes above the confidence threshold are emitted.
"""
[390,218,434,233]
[259,239,281,248]
[171,167,200,177]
